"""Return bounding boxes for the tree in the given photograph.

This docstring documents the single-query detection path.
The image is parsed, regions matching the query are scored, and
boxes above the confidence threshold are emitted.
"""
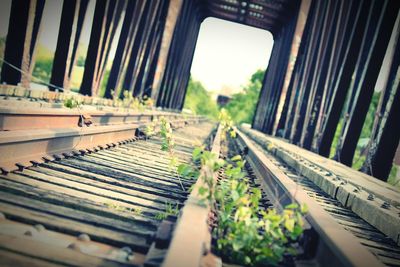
[183,76,219,119]
[224,69,264,124]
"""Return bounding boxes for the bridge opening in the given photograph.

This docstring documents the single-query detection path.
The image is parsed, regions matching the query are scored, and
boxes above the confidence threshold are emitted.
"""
[183,17,273,123]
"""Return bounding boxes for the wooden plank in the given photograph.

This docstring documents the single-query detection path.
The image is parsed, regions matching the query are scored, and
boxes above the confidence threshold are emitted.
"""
[37,161,186,201]
[7,170,164,215]
[0,248,61,267]
[0,235,129,267]
[0,190,155,235]
[30,165,176,204]
[0,173,159,225]
[0,202,150,252]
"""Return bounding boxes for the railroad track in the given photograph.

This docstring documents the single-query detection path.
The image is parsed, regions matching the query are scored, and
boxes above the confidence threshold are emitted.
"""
[1,105,399,267]
[164,126,400,267]
[0,111,215,266]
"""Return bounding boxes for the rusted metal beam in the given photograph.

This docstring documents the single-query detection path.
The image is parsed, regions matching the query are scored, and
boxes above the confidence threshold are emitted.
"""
[311,0,355,151]
[96,0,126,96]
[361,13,400,181]
[105,1,145,99]
[318,0,372,157]
[0,0,42,87]
[121,0,156,97]
[132,0,168,98]
[49,0,81,91]
[68,0,89,81]
[79,0,109,96]
[336,0,399,166]
[300,0,340,149]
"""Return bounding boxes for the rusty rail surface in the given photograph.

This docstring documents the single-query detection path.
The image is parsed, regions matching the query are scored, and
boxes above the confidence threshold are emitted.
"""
[162,124,222,267]
[0,118,216,266]
[239,126,400,246]
[236,126,400,267]
[0,108,205,172]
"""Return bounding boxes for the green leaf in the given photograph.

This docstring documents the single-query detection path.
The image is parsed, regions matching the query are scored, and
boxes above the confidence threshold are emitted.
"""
[300,203,308,214]
[230,155,242,162]
[232,239,244,251]
[198,186,208,196]
[192,147,203,160]
[285,203,299,210]
[285,218,295,232]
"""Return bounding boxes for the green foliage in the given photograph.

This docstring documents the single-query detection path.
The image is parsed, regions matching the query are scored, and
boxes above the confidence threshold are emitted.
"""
[183,76,219,120]
[154,201,180,220]
[64,97,81,109]
[225,69,264,124]
[190,127,306,265]
[104,202,142,215]
[219,108,236,140]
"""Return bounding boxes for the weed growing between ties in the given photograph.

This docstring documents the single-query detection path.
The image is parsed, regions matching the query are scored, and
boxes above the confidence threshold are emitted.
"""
[154,201,180,221]
[199,111,307,266]
[156,113,307,266]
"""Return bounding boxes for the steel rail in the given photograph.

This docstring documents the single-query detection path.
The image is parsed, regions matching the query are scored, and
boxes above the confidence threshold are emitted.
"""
[162,124,222,267]
[0,107,202,131]
[0,121,216,266]
[235,127,385,267]
[0,110,205,172]
[239,126,400,246]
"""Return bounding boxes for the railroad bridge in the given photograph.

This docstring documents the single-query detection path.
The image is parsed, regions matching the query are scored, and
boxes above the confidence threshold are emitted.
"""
[0,0,399,266]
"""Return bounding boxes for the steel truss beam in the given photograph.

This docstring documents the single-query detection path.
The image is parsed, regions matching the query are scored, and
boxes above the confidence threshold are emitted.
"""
[1,0,45,87]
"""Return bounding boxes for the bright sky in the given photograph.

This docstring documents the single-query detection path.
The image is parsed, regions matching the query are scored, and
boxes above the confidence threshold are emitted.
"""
[190,18,274,94]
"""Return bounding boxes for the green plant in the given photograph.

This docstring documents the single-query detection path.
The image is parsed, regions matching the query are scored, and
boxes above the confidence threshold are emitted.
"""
[145,117,158,137]
[194,146,307,266]
[64,96,81,109]
[154,201,180,220]
[219,109,236,139]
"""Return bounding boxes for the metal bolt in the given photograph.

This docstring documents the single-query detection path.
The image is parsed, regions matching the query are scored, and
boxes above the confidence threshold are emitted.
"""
[121,246,132,254]
[24,230,34,236]
[68,243,79,250]
[367,194,374,201]
[325,172,332,177]
[353,188,359,193]
[34,224,45,232]
[78,233,91,241]
[381,202,391,210]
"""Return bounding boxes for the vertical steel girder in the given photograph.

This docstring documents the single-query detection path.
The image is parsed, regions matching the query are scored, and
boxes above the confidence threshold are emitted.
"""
[105,1,145,99]
[335,0,399,166]
[317,0,372,157]
[300,0,340,149]
[267,0,399,180]
[132,0,170,98]
[252,1,300,133]
[156,0,201,110]
[121,0,156,98]
[79,0,109,96]
[1,0,44,87]
[361,21,400,180]
[96,0,126,95]
[270,0,317,138]
[68,0,89,82]
[49,0,81,91]
[289,0,327,144]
